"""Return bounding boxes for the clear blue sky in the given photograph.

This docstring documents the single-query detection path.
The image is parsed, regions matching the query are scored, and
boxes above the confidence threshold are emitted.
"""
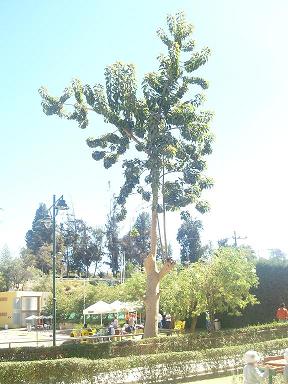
[1,0,288,258]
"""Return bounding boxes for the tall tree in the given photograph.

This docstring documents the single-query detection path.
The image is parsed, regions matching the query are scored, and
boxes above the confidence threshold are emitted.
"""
[39,12,214,337]
[177,211,204,263]
[105,203,121,276]
[0,246,31,291]
[61,219,104,277]
[199,247,258,324]
[269,248,286,262]
[121,212,151,266]
[25,203,52,253]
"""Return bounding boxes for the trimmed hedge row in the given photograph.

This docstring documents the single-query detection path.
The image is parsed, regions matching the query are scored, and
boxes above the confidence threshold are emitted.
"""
[0,322,287,363]
[0,343,111,362]
[1,337,288,384]
[114,321,288,356]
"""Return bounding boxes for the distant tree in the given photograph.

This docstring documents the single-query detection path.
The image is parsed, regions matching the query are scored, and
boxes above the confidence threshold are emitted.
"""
[177,211,204,263]
[105,203,121,276]
[217,238,229,247]
[269,248,286,262]
[121,212,151,266]
[0,246,30,291]
[25,203,52,253]
[39,12,214,337]
[0,246,13,291]
[60,218,104,277]
[156,240,173,261]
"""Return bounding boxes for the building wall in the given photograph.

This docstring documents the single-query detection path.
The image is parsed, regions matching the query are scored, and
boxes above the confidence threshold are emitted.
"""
[0,291,16,328]
[0,291,48,328]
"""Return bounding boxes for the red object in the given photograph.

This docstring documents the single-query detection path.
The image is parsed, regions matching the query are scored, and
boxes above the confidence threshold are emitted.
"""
[276,307,288,320]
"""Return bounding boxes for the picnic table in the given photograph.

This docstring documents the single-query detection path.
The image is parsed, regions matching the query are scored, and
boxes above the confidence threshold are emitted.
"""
[260,356,287,384]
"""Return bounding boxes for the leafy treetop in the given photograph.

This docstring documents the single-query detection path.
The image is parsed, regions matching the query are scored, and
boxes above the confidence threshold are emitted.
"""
[39,12,214,219]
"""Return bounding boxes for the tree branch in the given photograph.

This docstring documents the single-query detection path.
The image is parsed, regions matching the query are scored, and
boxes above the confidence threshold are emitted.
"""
[159,258,176,280]
[64,103,144,147]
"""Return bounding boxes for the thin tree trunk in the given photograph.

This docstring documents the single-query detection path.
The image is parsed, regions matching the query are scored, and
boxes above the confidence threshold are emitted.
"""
[93,262,98,277]
[144,168,175,338]
[162,161,168,259]
[157,215,164,261]
[190,316,198,333]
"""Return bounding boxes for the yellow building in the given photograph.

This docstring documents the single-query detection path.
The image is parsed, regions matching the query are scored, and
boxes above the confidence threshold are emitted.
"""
[0,291,48,329]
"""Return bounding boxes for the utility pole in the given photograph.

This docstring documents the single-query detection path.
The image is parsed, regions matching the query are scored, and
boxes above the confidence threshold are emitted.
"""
[232,230,247,247]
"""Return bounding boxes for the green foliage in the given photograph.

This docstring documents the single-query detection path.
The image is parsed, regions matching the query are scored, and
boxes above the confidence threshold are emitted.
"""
[119,271,146,302]
[60,217,104,277]
[121,212,151,266]
[222,258,288,327]
[160,247,258,322]
[202,247,258,320]
[0,322,287,363]
[160,264,206,320]
[44,280,111,322]
[0,246,32,291]
[1,336,288,383]
[176,211,205,263]
[25,203,52,254]
[39,11,214,218]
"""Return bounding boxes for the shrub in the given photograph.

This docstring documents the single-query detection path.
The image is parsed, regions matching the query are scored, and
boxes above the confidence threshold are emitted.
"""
[0,343,112,362]
[0,321,287,363]
[0,337,288,384]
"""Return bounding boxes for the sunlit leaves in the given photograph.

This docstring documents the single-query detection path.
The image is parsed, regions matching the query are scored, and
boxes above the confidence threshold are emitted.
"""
[105,62,137,116]
[39,11,214,219]
[184,47,211,72]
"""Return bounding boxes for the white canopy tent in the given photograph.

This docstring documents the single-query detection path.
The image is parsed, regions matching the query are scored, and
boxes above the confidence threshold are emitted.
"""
[83,300,143,325]
[25,315,53,321]
[83,301,111,325]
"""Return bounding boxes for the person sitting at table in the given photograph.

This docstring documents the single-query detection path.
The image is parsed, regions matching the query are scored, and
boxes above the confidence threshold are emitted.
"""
[276,303,288,322]
[108,322,115,336]
[128,314,135,330]
[122,323,131,333]
[161,313,167,329]
[166,314,172,329]
[112,316,119,329]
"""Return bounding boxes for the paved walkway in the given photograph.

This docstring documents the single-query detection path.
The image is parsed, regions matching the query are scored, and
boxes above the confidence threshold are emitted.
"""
[0,328,69,348]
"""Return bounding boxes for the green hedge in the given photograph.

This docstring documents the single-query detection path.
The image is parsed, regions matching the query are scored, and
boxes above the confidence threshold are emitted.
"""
[1,321,288,363]
[112,321,288,357]
[222,261,288,327]
[0,343,111,362]
[0,337,287,384]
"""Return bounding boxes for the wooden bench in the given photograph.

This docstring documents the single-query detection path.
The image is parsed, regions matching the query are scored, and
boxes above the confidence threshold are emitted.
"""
[259,355,286,384]
[158,328,182,336]
[78,332,144,343]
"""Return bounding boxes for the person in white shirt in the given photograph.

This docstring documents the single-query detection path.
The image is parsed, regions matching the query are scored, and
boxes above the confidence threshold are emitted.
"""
[243,350,269,384]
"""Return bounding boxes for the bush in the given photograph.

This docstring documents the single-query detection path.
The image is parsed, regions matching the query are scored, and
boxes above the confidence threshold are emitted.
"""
[1,337,288,384]
[112,321,288,357]
[0,343,112,362]
[222,261,288,327]
[0,321,288,363]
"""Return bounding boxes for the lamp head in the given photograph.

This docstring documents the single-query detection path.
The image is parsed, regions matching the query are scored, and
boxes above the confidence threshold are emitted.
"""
[56,197,69,211]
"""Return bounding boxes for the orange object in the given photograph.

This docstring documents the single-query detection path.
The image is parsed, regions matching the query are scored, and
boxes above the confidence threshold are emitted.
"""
[276,307,288,320]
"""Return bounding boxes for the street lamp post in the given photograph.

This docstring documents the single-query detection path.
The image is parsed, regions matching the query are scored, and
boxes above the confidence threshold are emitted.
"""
[51,195,69,347]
